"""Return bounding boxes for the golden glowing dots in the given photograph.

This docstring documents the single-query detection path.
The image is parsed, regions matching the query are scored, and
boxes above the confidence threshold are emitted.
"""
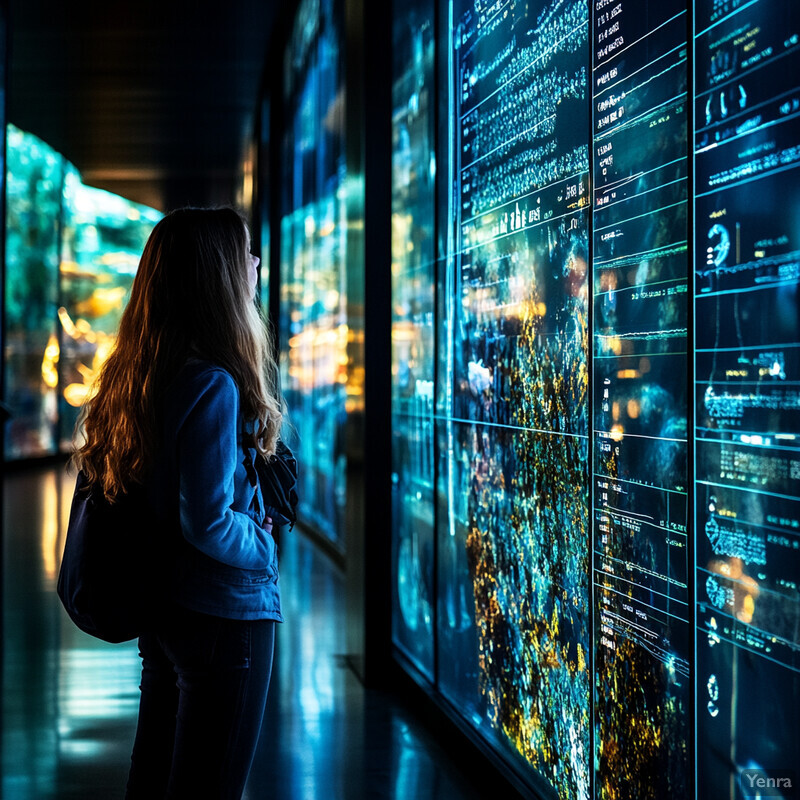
[63,383,91,408]
[599,270,618,292]
[391,322,418,342]
[42,334,60,388]
[707,556,760,624]
[47,308,118,407]
[40,471,60,581]
[58,307,79,338]
[74,286,127,318]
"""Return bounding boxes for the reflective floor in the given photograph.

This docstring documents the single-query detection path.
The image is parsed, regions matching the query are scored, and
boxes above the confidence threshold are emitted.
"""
[2,465,484,800]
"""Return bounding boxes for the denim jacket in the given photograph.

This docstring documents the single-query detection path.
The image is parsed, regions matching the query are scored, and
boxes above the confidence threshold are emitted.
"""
[147,359,283,622]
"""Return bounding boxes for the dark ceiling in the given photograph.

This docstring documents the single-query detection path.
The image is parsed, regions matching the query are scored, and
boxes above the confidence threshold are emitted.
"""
[8,0,281,212]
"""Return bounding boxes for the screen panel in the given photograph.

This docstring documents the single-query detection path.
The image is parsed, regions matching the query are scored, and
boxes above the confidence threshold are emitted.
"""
[437,1,591,796]
[591,3,691,797]
[390,0,437,677]
[387,0,800,795]
[4,126,162,461]
[5,126,64,459]
[58,174,162,449]
[279,0,350,545]
[693,0,800,795]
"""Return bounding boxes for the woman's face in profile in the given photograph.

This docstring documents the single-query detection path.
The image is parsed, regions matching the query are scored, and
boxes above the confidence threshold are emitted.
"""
[245,227,260,299]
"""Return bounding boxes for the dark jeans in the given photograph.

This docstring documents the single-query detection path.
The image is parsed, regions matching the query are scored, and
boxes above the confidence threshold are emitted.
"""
[125,606,275,800]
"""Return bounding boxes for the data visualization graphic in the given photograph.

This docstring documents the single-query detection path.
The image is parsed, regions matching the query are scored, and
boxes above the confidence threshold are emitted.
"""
[439,2,590,797]
[592,2,691,797]
[694,0,800,795]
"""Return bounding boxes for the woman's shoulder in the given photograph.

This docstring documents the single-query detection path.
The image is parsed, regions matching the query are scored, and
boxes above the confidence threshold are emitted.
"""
[169,359,239,417]
[181,357,235,386]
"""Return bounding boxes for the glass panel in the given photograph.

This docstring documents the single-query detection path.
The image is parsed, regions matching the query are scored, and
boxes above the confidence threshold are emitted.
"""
[4,125,63,458]
[438,2,591,796]
[259,97,271,312]
[591,3,691,797]
[4,125,161,461]
[693,0,800,795]
[279,0,350,546]
[388,0,800,795]
[391,0,437,677]
[58,175,162,449]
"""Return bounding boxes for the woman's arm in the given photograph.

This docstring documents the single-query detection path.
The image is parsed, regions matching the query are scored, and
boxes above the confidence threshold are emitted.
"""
[176,368,276,570]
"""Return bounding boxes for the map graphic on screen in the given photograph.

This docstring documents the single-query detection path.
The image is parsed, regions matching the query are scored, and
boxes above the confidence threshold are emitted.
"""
[439,1,591,797]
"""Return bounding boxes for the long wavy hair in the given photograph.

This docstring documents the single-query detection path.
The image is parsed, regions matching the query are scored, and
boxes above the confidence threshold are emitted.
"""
[74,206,283,500]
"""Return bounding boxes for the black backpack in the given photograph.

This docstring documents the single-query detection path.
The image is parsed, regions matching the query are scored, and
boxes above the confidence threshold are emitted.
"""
[57,471,166,643]
[57,443,296,643]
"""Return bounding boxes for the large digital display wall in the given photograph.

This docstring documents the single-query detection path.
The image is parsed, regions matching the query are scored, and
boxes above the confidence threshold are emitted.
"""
[389,0,800,797]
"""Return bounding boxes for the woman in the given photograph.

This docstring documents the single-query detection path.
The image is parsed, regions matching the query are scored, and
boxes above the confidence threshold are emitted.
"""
[74,207,284,799]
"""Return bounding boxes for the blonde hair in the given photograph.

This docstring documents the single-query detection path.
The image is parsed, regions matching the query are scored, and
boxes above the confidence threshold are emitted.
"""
[74,206,283,500]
